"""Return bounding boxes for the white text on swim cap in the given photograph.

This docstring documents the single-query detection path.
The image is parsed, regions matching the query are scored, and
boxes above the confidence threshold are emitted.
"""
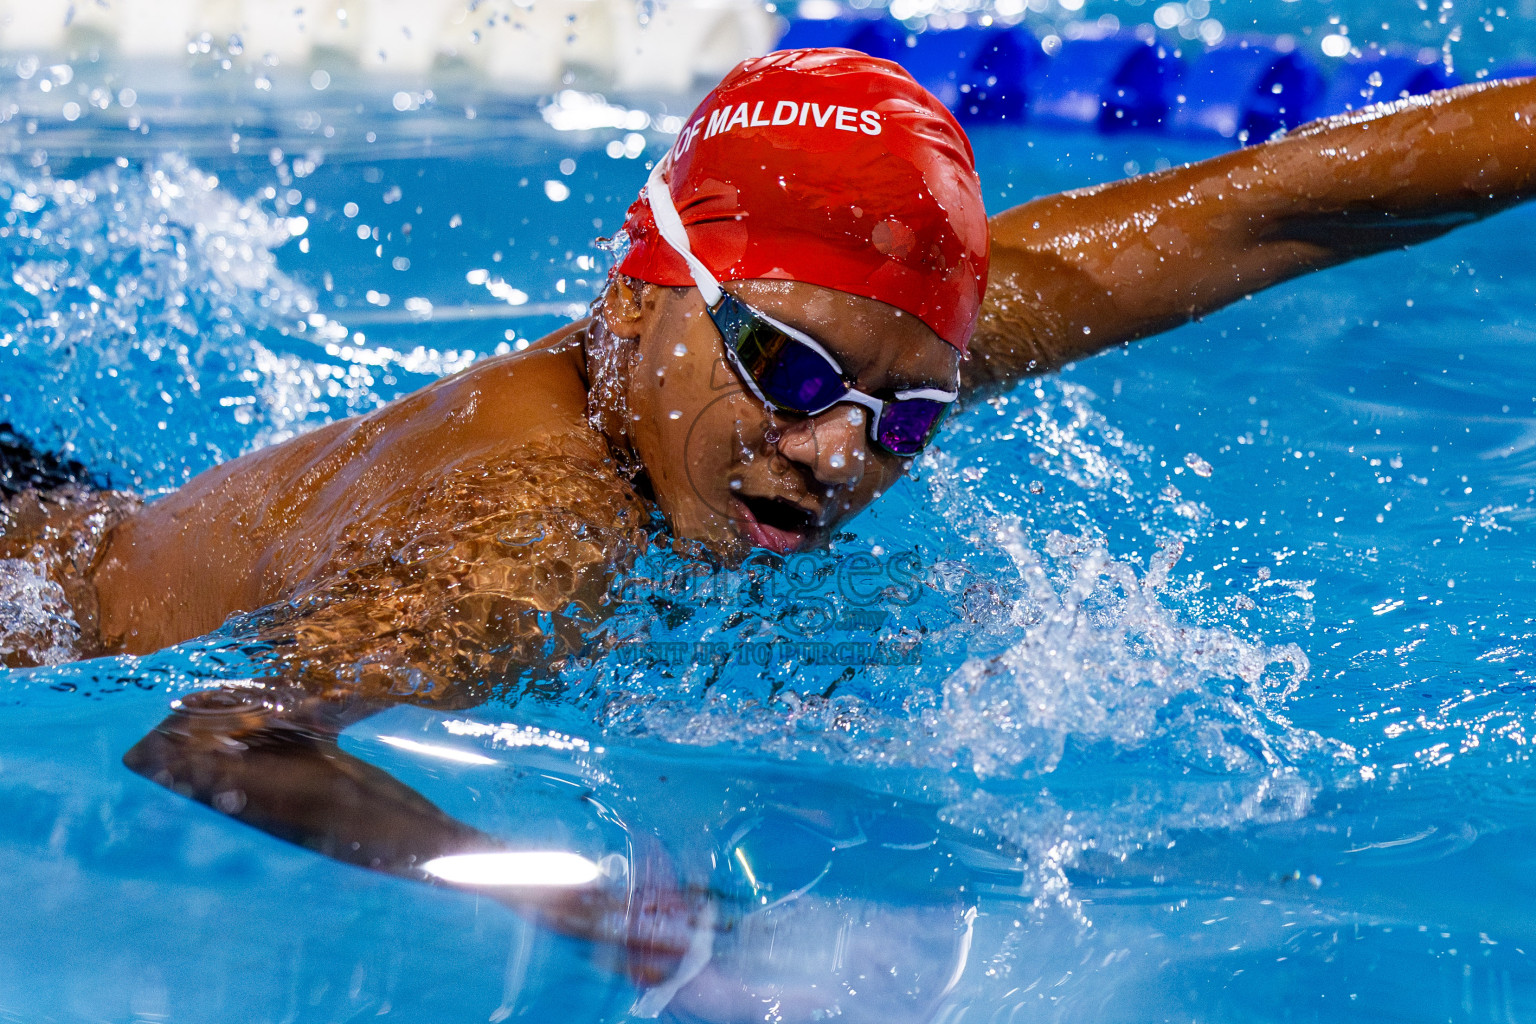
[671,100,882,159]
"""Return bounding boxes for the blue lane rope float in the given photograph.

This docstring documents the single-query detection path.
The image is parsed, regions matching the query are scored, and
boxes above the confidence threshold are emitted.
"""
[775,13,1517,144]
[780,19,1039,122]
[1166,37,1325,141]
[1029,31,1172,133]
[900,25,1041,123]
[1317,47,1461,115]
[777,14,902,57]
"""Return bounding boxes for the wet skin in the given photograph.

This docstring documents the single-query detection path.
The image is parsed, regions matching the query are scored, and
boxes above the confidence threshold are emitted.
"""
[605,277,959,558]
[76,76,1536,656]
[10,76,1536,1007]
[85,277,954,657]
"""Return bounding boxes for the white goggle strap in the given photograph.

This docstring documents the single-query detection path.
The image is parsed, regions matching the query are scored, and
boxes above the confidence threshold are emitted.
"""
[644,157,722,309]
[646,159,960,414]
[894,387,959,404]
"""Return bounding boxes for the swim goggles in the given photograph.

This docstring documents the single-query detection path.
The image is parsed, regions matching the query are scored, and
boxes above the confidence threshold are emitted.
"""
[643,160,957,458]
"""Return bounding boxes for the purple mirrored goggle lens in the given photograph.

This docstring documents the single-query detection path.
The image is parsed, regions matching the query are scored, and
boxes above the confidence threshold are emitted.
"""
[748,331,849,413]
[874,396,949,456]
[711,294,951,457]
[714,298,846,413]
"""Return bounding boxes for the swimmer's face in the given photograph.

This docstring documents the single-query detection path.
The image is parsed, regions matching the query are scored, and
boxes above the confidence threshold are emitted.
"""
[601,278,960,557]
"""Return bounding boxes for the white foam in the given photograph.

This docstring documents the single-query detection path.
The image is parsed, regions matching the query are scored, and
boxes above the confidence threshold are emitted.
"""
[0,557,80,666]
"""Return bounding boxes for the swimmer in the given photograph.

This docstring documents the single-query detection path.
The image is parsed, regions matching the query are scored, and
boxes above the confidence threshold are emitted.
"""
[7,47,1536,1016]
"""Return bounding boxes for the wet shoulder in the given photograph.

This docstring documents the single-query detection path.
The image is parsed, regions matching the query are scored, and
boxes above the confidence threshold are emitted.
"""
[386,339,595,459]
[251,435,656,708]
[312,432,655,606]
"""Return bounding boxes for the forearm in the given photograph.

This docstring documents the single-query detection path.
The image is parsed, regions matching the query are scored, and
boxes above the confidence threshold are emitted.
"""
[122,689,491,873]
[966,77,1536,390]
[123,686,698,984]
[1275,77,1536,225]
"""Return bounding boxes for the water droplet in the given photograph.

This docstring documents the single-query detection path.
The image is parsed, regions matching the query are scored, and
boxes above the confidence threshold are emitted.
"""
[829,452,846,469]
[672,343,688,357]
[845,407,864,424]
[668,410,682,420]
[729,479,742,490]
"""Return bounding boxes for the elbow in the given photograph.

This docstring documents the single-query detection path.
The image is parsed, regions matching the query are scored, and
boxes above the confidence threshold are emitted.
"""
[122,718,241,799]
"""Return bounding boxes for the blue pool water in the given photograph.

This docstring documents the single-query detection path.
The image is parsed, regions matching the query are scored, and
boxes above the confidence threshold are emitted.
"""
[4,32,1536,1024]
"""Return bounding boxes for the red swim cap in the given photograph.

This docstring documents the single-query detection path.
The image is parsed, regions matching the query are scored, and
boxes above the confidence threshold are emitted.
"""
[617,48,989,353]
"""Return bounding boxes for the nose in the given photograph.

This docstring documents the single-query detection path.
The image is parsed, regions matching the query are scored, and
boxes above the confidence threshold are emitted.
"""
[774,403,868,488]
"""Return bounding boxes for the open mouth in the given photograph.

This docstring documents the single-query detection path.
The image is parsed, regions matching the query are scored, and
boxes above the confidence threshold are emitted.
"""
[733,494,819,554]
[740,494,818,533]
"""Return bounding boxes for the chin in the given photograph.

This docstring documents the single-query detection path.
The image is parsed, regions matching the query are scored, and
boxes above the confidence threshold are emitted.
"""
[653,501,752,563]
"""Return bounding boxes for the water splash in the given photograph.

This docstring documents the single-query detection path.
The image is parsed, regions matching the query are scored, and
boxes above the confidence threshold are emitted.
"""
[937,525,1315,780]
[921,379,1213,547]
[562,377,1353,925]
[0,154,473,489]
[912,386,1347,917]
[930,524,1347,920]
[0,557,79,666]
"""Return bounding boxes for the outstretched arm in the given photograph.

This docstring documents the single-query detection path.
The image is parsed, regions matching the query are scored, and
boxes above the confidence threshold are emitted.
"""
[964,76,1536,393]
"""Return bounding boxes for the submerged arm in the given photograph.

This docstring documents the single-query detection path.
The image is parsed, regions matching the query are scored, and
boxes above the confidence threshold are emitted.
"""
[121,447,693,981]
[123,685,696,985]
[964,76,1536,393]
[123,687,486,872]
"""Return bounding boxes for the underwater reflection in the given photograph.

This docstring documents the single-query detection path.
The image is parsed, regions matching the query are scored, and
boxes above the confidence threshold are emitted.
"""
[663,807,977,1023]
[423,850,605,886]
[124,686,997,1024]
